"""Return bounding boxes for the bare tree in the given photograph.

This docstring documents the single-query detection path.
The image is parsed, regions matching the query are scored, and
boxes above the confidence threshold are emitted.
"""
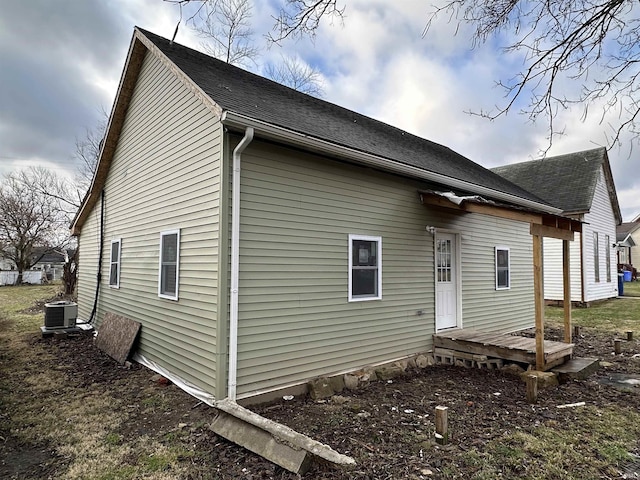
[264,55,324,96]
[193,0,260,67]
[16,167,83,217]
[74,108,107,193]
[173,1,640,151]
[268,0,345,43]
[166,0,325,94]
[0,171,67,285]
[423,0,640,151]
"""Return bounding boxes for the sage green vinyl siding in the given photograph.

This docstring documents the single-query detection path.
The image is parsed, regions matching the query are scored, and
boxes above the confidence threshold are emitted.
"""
[77,51,222,397]
[457,217,534,332]
[77,205,101,321]
[233,140,535,398]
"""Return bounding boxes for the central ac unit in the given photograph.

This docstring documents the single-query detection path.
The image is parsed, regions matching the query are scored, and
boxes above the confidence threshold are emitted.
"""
[44,301,78,329]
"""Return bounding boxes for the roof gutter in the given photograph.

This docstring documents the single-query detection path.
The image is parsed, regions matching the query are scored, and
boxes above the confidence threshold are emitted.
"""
[221,111,562,216]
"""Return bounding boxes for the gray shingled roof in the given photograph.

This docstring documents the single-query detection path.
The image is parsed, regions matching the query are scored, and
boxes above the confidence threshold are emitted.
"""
[139,28,550,206]
[491,147,611,214]
[617,222,640,242]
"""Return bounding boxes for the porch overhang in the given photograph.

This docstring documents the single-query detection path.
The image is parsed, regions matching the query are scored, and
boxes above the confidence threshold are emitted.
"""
[419,190,582,236]
[617,235,636,248]
[419,189,582,371]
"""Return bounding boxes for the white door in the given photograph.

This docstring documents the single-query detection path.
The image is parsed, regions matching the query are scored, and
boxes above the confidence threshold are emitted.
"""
[435,233,458,330]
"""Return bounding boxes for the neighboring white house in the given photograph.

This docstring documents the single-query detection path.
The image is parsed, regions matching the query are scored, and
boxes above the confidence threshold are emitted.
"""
[617,215,640,276]
[493,148,622,304]
[0,248,71,284]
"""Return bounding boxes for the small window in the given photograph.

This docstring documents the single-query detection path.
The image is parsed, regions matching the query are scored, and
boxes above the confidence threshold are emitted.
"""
[109,239,121,288]
[495,247,510,290]
[605,234,611,283]
[348,234,382,301]
[593,232,600,283]
[158,230,180,300]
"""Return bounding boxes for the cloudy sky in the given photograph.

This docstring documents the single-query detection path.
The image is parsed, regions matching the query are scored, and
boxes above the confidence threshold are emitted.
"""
[2,1,639,220]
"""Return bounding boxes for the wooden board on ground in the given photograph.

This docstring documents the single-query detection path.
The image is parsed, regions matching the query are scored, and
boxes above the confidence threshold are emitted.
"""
[95,312,141,364]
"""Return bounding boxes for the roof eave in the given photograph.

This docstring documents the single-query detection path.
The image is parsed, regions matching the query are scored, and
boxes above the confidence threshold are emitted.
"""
[601,151,623,225]
[221,110,563,216]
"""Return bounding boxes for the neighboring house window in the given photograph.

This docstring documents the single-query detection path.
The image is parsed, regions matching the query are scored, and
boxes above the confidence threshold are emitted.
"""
[495,247,510,290]
[109,239,121,288]
[605,234,611,283]
[348,234,382,301]
[593,232,600,282]
[158,230,180,300]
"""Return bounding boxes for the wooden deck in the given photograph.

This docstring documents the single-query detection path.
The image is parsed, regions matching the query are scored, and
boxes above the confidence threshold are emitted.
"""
[433,329,574,371]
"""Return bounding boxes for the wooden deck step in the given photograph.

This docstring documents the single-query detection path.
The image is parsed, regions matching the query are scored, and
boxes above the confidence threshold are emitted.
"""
[552,357,600,382]
[433,328,574,371]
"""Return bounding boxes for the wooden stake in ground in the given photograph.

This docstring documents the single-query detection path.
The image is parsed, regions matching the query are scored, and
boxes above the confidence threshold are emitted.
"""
[526,375,538,404]
[435,406,448,445]
[574,325,581,338]
[614,339,622,355]
[627,331,633,341]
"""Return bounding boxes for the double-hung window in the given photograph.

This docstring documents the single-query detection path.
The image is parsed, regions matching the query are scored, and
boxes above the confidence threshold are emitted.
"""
[605,234,611,283]
[158,229,180,300]
[594,232,600,283]
[109,239,121,288]
[348,234,382,301]
[495,246,510,290]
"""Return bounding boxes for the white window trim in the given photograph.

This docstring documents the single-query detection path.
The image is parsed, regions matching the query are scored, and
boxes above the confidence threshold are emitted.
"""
[495,246,511,291]
[348,234,382,302]
[109,238,121,289]
[158,229,180,301]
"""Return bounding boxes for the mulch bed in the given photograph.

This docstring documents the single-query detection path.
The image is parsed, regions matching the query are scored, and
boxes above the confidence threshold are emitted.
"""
[4,324,640,479]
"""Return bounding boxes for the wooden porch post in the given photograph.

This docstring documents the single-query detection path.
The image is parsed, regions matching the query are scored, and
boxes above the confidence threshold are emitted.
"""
[533,234,545,370]
[563,239,572,343]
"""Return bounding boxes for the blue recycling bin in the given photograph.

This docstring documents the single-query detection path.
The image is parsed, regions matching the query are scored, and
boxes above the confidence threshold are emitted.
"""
[624,270,633,282]
[619,273,625,296]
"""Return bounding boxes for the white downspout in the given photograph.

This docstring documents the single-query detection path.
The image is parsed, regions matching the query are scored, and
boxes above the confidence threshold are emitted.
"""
[228,127,254,401]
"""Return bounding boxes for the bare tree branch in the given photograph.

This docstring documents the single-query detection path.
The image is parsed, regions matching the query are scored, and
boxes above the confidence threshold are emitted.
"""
[268,0,345,44]
[74,107,107,193]
[264,55,324,96]
[424,0,640,150]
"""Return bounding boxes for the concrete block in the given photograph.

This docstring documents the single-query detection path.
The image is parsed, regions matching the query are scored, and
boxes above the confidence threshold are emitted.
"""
[434,352,454,365]
[477,359,504,370]
[213,399,356,473]
[455,358,475,368]
[308,377,334,400]
[211,411,312,474]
